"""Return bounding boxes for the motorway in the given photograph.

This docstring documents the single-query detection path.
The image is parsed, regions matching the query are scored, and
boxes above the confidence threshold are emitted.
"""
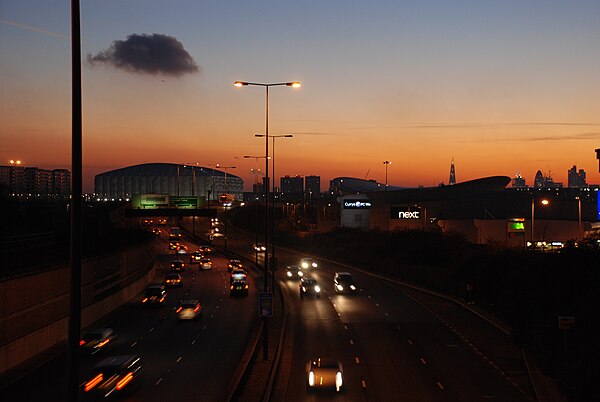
[4,229,258,402]
[215,216,536,402]
[5,213,537,401]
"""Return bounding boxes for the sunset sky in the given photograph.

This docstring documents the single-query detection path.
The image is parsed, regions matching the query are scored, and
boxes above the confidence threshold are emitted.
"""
[2,1,600,192]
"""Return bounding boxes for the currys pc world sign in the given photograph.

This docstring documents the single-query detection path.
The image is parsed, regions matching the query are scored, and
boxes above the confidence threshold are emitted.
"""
[343,200,372,209]
[391,206,421,219]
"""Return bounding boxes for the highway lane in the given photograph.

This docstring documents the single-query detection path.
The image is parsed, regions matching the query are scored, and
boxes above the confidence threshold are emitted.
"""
[216,220,534,402]
[3,228,258,402]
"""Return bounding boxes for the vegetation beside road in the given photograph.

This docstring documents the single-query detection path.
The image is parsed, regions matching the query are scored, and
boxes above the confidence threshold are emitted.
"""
[231,205,599,402]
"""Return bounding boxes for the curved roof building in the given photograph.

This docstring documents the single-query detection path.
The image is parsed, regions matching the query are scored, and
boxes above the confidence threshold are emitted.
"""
[94,163,243,200]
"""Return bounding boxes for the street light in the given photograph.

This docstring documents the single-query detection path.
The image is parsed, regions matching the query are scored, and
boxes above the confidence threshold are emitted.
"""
[383,160,392,190]
[531,197,549,247]
[216,165,236,251]
[235,80,301,361]
[255,134,293,289]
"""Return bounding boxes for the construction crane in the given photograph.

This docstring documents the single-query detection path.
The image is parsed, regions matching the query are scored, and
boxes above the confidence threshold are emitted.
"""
[364,169,370,180]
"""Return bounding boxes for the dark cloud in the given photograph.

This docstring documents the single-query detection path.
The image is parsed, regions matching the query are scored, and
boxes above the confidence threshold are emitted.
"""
[87,33,199,76]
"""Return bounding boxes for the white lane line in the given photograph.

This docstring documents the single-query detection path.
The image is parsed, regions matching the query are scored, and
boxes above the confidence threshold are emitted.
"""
[420,358,427,365]
[361,379,367,388]
[367,295,372,299]
[216,305,220,309]
[349,339,354,345]
[355,357,360,364]
[384,312,389,317]
[203,325,207,330]
[176,357,182,363]
[149,327,154,332]
[437,382,445,390]
[210,314,214,318]
[130,342,137,347]
[219,298,223,302]
[191,339,196,345]
[344,325,348,330]
[375,303,380,307]
[155,377,163,385]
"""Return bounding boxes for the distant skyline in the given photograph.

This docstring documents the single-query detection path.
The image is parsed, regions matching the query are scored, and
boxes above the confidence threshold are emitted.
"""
[2,1,600,192]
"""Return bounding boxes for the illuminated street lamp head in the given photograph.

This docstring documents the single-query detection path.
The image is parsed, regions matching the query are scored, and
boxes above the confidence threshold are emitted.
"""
[286,82,301,88]
[541,199,549,206]
[234,81,248,87]
[383,160,392,165]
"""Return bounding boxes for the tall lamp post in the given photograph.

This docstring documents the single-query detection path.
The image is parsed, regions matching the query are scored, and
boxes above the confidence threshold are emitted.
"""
[234,80,301,361]
[576,196,583,240]
[256,133,293,288]
[383,160,392,190]
[217,165,236,251]
[244,155,269,265]
[531,197,549,247]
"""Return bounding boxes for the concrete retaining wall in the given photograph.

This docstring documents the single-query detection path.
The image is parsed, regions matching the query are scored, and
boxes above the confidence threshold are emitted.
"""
[0,239,157,376]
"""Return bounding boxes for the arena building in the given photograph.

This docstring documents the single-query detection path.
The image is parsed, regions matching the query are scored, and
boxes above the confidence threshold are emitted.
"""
[94,163,243,202]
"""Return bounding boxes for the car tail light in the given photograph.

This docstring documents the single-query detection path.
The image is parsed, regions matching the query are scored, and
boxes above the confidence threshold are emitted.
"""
[142,298,148,303]
[84,373,103,392]
[176,307,182,313]
[96,338,110,348]
[116,372,134,390]
[80,340,85,346]
[308,371,315,386]
[245,284,249,289]
[194,306,200,312]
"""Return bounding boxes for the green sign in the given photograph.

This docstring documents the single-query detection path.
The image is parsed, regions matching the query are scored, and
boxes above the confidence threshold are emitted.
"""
[169,196,198,208]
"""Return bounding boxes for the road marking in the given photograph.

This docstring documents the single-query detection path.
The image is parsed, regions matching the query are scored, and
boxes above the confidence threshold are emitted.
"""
[355,357,360,364]
[437,382,445,390]
[219,298,223,302]
[420,358,427,365]
[367,295,372,299]
[155,377,163,385]
[130,342,137,347]
[349,339,354,345]
[375,303,380,307]
[384,312,389,317]
[344,325,348,330]
[408,339,413,345]
[149,327,154,332]
[176,357,182,363]
[210,314,214,318]
[216,305,220,309]
[361,379,367,388]
[192,340,196,345]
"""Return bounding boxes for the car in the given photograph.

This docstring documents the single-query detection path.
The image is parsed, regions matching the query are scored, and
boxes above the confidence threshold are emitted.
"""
[230,268,246,283]
[300,277,321,298]
[171,259,185,272]
[168,241,179,250]
[151,228,161,236]
[142,218,153,226]
[164,273,183,288]
[142,285,166,305]
[253,243,267,252]
[228,259,243,272]
[285,265,304,280]
[190,251,203,263]
[176,244,188,254]
[300,258,318,269]
[83,355,142,398]
[158,218,167,225]
[80,328,116,355]
[306,358,344,392]
[199,258,213,270]
[334,272,357,294]
[230,279,249,296]
[198,245,212,254]
[176,300,202,320]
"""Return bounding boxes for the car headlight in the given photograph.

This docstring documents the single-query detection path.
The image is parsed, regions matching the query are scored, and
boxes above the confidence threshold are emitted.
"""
[336,371,343,391]
[312,263,318,268]
[287,272,292,277]
[298,271,303,276]
[302,262,308,268]
[350,285,356,290]
[308,371,315,386]
[314,285,321,292]
[337,284,344,291]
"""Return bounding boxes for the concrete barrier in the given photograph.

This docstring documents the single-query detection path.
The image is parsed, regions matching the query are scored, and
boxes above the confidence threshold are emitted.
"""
[0,239,156,376]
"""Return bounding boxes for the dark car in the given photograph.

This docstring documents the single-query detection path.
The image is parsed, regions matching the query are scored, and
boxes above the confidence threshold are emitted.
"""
[190,251,203,264]
[286,265,304,280]
[142,285,166,306]
[198,245,212,254]
[306,358,344,392]
[164,273,183,288]
[228,259,243,273]
[171,259,185,272]
[230,279,249,296]
[334,272,357,294]
[80,328,116,355]
[300,277,321,298]
[83,355,142,398]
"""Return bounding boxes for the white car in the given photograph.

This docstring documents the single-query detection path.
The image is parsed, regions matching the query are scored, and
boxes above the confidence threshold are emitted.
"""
[306,358,344,392]
[199,258,213,270]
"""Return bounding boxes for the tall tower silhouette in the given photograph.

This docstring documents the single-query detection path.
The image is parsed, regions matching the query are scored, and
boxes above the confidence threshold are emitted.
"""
[449,158,456,185]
